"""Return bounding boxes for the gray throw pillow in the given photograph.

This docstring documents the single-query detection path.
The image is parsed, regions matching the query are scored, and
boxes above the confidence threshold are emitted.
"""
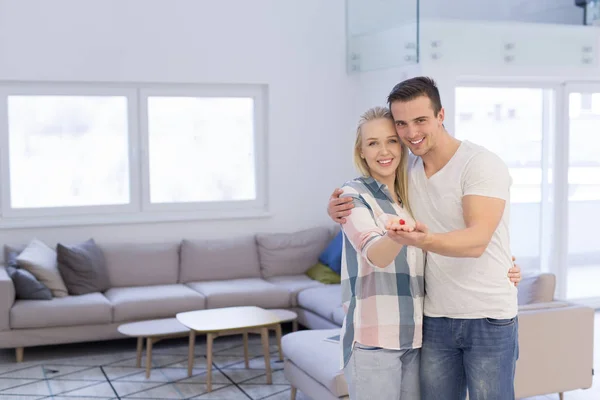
[7,266,53,300]
[6,250,19,268]
[57,239,110,295]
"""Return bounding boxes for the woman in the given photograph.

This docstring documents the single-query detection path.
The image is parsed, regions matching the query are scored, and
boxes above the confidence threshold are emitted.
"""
[339,106,423,400]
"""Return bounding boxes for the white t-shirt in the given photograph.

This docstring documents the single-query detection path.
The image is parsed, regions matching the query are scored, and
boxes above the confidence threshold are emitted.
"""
[408,140,518,319]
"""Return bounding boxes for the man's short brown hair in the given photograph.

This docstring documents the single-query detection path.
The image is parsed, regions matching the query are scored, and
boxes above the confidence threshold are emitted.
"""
[387,76,442,116]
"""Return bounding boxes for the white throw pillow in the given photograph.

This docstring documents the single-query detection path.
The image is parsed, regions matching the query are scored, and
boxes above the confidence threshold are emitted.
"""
[16,239,68,298]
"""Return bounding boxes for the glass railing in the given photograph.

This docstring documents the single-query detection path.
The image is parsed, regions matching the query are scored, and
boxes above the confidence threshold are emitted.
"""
[346,0,419,72]
[418,1,589,26]
[346,0,599,73]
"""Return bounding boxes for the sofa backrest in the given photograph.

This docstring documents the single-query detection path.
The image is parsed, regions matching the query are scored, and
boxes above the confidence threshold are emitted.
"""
[179,236,261,283]
[99,242,180,288]
[517,272,556,305]
[256,226,332,278]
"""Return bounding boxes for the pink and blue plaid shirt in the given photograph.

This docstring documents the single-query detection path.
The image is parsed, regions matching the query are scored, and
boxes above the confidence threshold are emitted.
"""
[339,176,425,368]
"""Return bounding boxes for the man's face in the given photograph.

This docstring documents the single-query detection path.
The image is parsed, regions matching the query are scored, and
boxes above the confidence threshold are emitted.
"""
[390,95,444,157]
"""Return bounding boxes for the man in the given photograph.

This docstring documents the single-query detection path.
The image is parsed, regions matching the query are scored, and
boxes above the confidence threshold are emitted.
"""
[328,77,519,400]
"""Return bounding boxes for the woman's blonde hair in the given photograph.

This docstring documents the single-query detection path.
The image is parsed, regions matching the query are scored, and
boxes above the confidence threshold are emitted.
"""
[353,106,412,216]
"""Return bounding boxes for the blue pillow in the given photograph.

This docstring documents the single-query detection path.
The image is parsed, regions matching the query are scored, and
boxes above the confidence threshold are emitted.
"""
[319,231,343,274]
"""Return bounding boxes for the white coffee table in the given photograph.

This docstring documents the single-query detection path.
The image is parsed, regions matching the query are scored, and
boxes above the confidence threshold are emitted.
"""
[267,309,298,362]
[176,306,283,392]
[230,308,299,368]
[117,317,191,378]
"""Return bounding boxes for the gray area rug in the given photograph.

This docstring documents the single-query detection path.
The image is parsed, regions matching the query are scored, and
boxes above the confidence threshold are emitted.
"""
[0,333,303,399]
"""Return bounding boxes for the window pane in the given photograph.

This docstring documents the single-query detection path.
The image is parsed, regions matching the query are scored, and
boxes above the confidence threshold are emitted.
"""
[455,87,552,272]
[7,95,130,208]
[567,89,600,300]
[455,87,546,203]
[147,97,256,204]
[567,92,600,202]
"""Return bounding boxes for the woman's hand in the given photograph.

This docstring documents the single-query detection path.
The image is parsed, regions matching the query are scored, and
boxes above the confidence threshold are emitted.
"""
[385,220,431,250]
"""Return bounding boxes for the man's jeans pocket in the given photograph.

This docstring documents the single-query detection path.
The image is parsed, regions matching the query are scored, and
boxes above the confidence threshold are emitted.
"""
[485,317,517,326]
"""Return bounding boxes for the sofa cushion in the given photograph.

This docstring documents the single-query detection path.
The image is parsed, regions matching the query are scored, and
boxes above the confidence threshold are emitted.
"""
[332,306,345,326]
[518,273,556,305]
[256,226,331,278]
[104,284,205,322]
[266,275,324,307]
[16,239,68,298]
[186,278,290,309]
[297,285,342,321]
[10,293,112,329]
[57,238,111,295]
[282,328,348,397]
[179,236,261,283]
[99,242,180,288]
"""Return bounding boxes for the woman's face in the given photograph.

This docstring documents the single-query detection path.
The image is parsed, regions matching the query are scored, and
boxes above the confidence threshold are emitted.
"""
[360,118,402,183]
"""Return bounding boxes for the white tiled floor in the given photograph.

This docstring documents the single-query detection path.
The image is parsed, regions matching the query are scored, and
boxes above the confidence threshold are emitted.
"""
[0,314,597,399]
[0,334,289,399]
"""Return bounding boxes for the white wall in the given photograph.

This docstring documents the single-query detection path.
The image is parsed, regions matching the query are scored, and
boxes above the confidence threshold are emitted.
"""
[0,0,356,248]
[351,64,423,117]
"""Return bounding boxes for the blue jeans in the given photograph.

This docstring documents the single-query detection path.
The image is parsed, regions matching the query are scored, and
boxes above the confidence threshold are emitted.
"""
[344,343,421,400]
[420,316,519,400]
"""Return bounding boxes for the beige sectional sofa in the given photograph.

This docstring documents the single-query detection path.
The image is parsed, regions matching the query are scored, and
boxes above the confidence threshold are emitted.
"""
[0,224,595,400]
[0,225,335,361]
[283,272,597,400]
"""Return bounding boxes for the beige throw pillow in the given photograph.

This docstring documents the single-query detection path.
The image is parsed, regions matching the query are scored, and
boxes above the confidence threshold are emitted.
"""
[16,239,68,298]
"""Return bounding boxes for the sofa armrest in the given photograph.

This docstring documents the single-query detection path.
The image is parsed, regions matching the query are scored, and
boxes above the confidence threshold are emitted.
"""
[515,301,595,398]
[518,272,556,305]
[0,266,15,331]
[518,300,571,312]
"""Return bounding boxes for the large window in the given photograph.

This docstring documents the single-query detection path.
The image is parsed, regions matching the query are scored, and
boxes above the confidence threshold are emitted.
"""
[455,83,600,307]
[0,84,267,226]
[455,86,554,273]
[566,85,600,302]
[567,92,600,202]
[455,87,553,204]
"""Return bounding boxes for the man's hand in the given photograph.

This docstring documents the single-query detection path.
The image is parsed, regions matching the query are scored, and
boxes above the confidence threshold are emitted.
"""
[386,219,522,288]
[508,256,521,287]
[328,188,354,224]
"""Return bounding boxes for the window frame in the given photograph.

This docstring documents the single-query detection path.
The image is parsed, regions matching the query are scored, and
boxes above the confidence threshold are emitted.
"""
[452,80,595,301]
[453,80,562,279]
[0,82,269,228]
[0,84,141,219]
[138,84,268,214]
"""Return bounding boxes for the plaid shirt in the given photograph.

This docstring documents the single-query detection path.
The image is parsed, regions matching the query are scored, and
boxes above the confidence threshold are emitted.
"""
[339,176,425,368]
